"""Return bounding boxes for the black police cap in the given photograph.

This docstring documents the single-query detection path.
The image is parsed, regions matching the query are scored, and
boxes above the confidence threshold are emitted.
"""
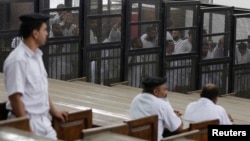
[19,13,50,23]
[142,76,166,88]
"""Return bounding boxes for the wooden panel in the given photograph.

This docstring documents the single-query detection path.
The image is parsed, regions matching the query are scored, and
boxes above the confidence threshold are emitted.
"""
[189,119,219,130]
[0,126,61,141]
[52,109,93,141]
[83,132,147,141]
[188,119,219,141]
[82,123,129,138]
[0,116,31,131]
[161,129,200,141]
[0,101,8,120]
[124,115,158,141]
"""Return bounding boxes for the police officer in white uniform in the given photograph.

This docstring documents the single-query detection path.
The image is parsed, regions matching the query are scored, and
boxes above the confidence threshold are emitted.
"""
[130,77,183,141]
[3,13,68,140]
[183,83,233,125]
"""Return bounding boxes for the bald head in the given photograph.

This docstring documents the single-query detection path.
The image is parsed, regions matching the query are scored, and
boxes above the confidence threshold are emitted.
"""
[200,83,219,102]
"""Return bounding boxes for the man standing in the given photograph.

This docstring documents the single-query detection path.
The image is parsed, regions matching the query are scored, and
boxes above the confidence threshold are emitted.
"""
[171,30,183,54]
[140,26,157,48]
[140,26,158,77]
[3,13,68,140]
[130,76,183,141]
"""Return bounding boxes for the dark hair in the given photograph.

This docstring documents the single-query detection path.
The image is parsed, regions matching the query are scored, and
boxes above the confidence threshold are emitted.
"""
[200,83,219,100]
[146,26,156,33]
[142,77,166,94]
[238,42,247,50]
[19,21,45,38]
[143,86,154,94]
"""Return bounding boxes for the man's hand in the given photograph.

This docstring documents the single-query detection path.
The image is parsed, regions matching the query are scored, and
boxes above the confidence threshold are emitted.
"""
[174,110,182,117]
[228,114,234,123]
[52,110,68,122]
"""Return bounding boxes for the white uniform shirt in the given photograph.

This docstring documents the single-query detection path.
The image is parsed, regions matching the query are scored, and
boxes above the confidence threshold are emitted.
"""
[130,93,182,141]
[183,98,232,125]
[4,41,50,115]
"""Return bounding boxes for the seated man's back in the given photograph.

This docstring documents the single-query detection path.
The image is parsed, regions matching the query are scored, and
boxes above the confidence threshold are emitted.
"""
[183,83,233,125]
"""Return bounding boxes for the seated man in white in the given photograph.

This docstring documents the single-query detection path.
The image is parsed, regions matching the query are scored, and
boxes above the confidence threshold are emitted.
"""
[183,83,233,125]
[130,76,183,141]
[177,30,193,54]
[212,36,225,58]
[235,42,250,64]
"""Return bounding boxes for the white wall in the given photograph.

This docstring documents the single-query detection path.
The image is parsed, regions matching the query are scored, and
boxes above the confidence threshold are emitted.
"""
[212,0,250,9]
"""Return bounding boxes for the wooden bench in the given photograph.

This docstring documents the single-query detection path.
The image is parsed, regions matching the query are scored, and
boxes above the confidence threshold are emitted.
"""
[0,126,61,141]
[124,115,158,141]
[52,109,93,141]
[82,115,158,141]
[81,131,147,141]
[0,101,8,120]
[0,116,31,131]
[82,123,129,138]
[161,129,201,141]
[188,119,219,141]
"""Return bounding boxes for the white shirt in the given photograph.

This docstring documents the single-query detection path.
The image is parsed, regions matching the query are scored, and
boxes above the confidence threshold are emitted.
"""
[11,37,22,48]
[235,47,250,64]
[140,34,157,48]
[49,13,64,26]
[107,28,121,42]
[176,39,192,54]
[173,39,183,54]
[90,29,97,44]
[130,93,182,141]
[3,41,50,115]
[63,24,77,36]
[183,98,232,125]
[166,31,173,41]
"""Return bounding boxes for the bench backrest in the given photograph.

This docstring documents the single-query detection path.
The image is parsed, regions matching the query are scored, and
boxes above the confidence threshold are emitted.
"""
[124,115,158,141]
[82,123,129,138]
[0,116,31,131]
[188,119,219,141]
[52,109,93,141]
[0,101,9,120]
[161,129,200,141]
